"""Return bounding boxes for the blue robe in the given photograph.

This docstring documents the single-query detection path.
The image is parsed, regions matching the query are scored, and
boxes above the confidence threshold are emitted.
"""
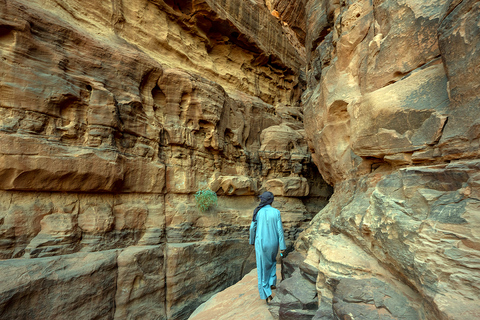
[249,205,286,299]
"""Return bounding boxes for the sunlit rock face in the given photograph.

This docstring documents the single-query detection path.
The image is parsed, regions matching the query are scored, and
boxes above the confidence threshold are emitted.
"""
[0,0,332,319]
[296,0,480,319]
[2,0,479,318]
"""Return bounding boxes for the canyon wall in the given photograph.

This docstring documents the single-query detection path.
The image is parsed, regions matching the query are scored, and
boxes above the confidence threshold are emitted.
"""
[271,0,480,319]
[2,0,479,319]
[0,0,332,319]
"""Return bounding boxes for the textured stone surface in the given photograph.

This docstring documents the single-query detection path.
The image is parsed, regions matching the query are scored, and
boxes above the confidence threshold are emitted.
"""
[2,0,479,319]
[273,269,318,320]
[295,161,480,319]
[0,0,331,319]
[189,0,480,317]
[303,0,480,185]
[165,240,256,319]
[332,278,421,320]
[115,245,166,319]
[295,0,480,319]
[0,251,118,319]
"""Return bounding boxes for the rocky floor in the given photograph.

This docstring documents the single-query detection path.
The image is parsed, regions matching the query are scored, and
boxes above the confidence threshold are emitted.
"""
[188,266,281,320]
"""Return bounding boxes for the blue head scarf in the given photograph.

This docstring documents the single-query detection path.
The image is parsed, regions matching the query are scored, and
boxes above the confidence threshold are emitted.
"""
[252,191,274,221]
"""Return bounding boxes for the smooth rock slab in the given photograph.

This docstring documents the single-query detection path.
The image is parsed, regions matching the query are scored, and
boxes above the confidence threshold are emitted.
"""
[0,251,117,319]
[188,266,281,320]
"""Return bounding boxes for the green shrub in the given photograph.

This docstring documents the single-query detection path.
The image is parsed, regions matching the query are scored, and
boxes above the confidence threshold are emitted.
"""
[195,189,218,212]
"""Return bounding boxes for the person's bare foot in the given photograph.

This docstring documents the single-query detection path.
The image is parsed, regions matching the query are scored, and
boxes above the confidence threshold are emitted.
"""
[266,295,273,303]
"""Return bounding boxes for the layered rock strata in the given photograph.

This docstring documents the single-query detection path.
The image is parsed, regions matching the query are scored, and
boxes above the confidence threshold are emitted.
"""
[3,0,479,319]
[0,0,331,319]
[286,0,480,319]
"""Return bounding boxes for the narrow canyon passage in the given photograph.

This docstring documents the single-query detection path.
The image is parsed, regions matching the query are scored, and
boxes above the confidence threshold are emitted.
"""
[1,0,479,319]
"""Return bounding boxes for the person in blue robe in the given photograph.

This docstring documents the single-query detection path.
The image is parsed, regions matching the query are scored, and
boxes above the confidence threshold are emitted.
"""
[249,191,286,303]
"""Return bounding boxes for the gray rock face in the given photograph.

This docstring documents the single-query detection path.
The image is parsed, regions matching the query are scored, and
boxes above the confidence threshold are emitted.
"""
[333,278,421,320]
[269,252,318,320]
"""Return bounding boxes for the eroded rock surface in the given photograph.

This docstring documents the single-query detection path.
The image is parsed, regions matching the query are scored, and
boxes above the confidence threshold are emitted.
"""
[293,0,480,319]
[2,0,479,319]
[0,0,330,319]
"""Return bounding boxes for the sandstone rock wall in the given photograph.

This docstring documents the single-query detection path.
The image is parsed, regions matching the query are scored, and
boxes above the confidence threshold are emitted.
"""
[290,0,480,319]
[3,0,478,318]
[0,0,332,319]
